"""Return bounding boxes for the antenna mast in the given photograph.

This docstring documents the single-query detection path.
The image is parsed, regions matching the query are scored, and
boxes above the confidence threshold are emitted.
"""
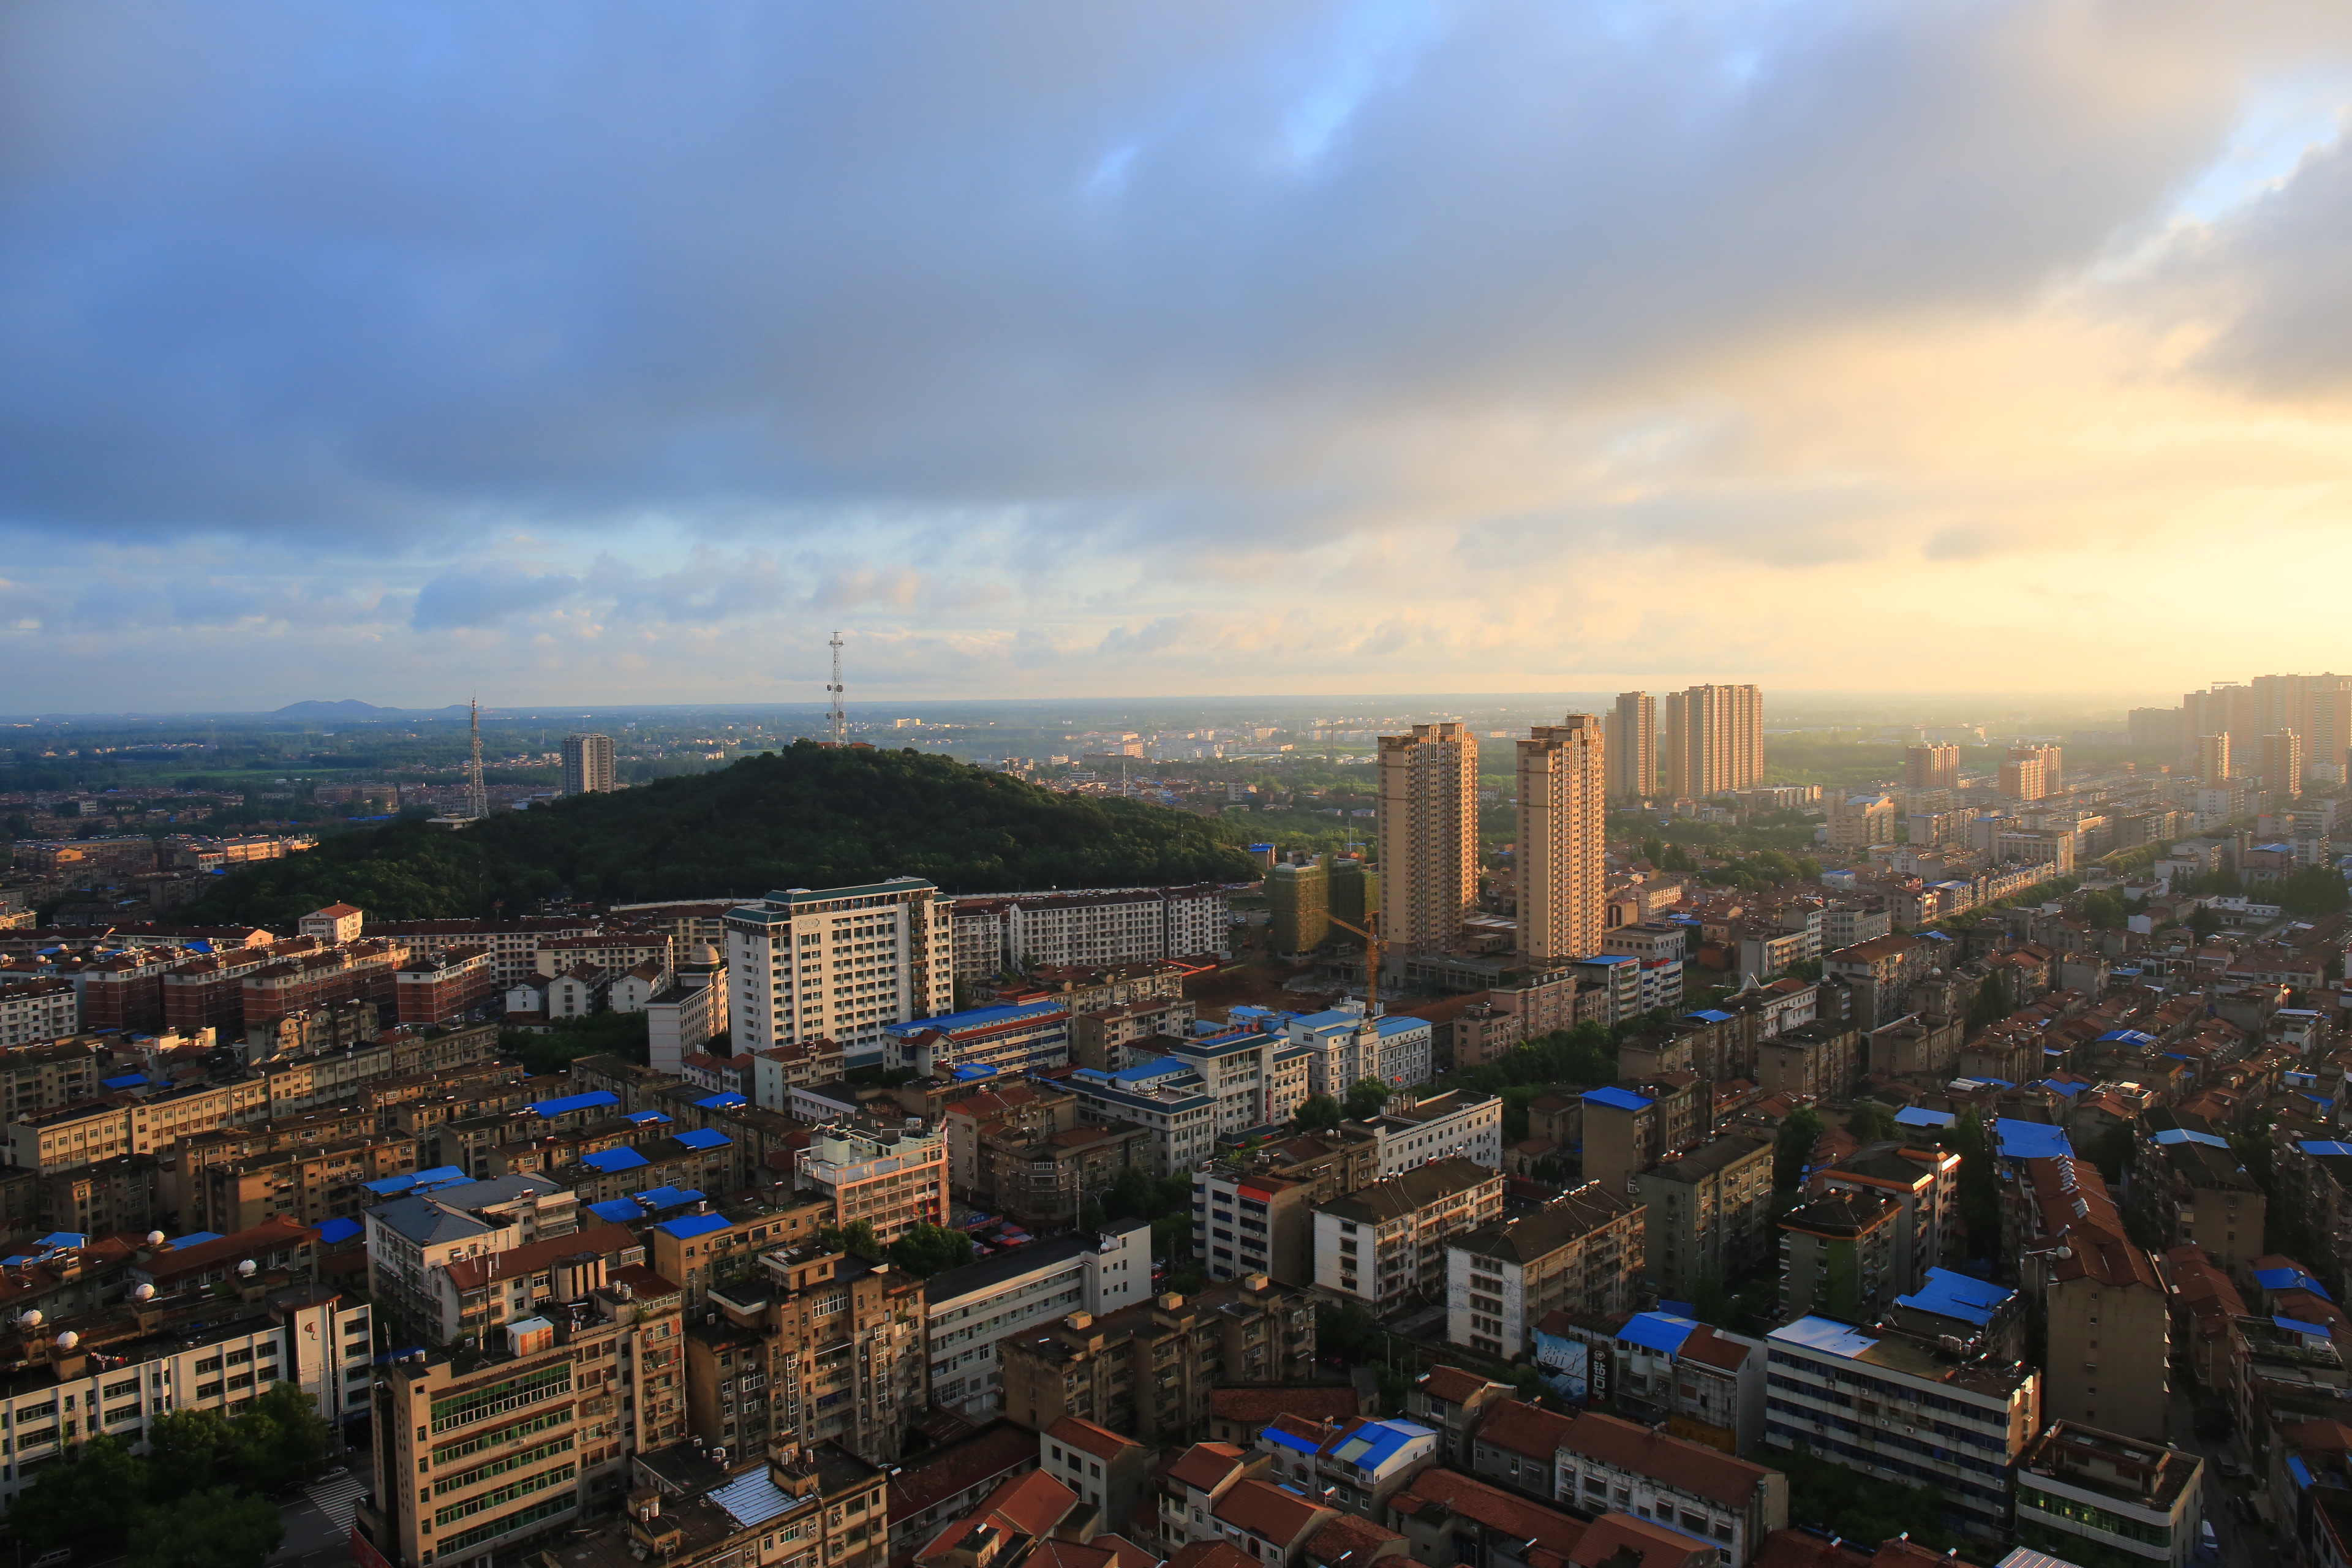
[465,695,489,820]
[826,631,846,745]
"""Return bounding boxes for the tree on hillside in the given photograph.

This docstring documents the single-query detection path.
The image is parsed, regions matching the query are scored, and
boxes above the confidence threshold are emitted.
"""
[1774,1107,1825,1191]
[1293,1093,1344,1134]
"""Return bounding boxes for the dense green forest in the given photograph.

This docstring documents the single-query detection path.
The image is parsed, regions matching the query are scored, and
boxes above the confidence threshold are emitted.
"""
[176,744,1258,923]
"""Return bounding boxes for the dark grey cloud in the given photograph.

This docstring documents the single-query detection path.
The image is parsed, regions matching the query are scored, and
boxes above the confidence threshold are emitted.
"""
[0,0,2311,557]
[2183,132,2352,391]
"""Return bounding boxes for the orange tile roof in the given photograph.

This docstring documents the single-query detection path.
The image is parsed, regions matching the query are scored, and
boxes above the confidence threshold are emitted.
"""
[1752,1531,1871,1568]
[1167,1442,1249,1493]
[1049,1414,1143,1461]
[1414,1365,1501,1406]
[1557,1413,1773,1508]
[1305,1512,1407,1565]
[917,1471,1079,1563]
[1212,1385,1364,1427]
[1568,1513,1715,1568]
[1474,1400,1576,1461]
[1166,1544,1257,1568]
[1213,1479,1330,1546]
[1389,1468,1586,1568]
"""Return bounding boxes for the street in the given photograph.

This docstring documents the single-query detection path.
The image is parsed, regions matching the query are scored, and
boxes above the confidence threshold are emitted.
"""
[267,1471,368,1568]
[2166,1382,2263,1568]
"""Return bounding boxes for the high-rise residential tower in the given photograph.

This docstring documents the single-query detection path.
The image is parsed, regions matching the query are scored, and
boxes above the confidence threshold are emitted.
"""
[2259,731,2305,796]
[561,731,617,794]
[1904,744,1961,791]
[1606,692,1657,799]
[1517,715,1606,964]
[1378,720,1479,969]
[1660,684,1765,799]
[2198,733,2231,786]
[2008,743,2063,795]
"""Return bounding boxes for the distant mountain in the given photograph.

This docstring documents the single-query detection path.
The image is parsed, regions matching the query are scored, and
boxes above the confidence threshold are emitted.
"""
[176,743,1258,922]
[272,699,469,717]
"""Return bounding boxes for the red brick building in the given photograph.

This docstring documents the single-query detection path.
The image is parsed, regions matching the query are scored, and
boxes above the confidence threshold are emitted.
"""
[394,945,497,1025]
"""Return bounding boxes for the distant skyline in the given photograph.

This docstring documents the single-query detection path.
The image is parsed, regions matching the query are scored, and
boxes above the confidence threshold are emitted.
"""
[7,4,2352,709]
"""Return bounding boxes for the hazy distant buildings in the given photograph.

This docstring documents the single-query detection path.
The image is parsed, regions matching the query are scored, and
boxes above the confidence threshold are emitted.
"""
[1379,721,1479,970]
[1607,692,1657,799]
[1661,684,1763,798]
[1516,717,1605,965]
[1904,743,1960,791]
[2199,733,2231,786]
[2259,729,2305,796]
[562,732,617,794]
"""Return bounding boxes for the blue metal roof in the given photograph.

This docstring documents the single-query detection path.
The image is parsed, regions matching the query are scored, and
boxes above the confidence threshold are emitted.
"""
[2256,1267,2334,1300]
[1262,1423,1321,1455]
[950,1065,999,1080]
[169,1231,222,1248]
[1769,1316,1879,1360]
[316,1216,364,1245]
[530,1090,620,1117]
[695,1092,748,1109]
[625,1110,673,1125]
[582,1147,650,1172]
[2041,1080,2086,1098]
[1617,1313,1699,1355]
[673,1128,732,1150]
[1898,1268,2012,1327]
[638,1185,704,1210]
[1583,1087,1652,1112]
[883,1000,1068,1038]
[2097,1029,2158,1046]
[653,1212,733,1241]
[1994,1118,2072,1159]
[2302,1140,2352,1158]
[100,1074,147,1090]
[1894,1106,1956,1128]
[587,1197,644,1224]
[2153,1127,2230,1149]
[2276,1314,2335,1339]
[1684,1009,1734,1024]
[36,1232,86,1251]
[1325,1419,1433,1471]
[2290,1456,2315,1490]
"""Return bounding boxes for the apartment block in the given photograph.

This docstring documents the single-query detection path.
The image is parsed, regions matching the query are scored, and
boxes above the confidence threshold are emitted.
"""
[1580,1076,1709,1195]
[1609,693,1658,799]
[1777,1191,1903,1325]
[1257,1414,1439,1521]
[1662,685,1765,799]
[883,1001,1069,1078]
[952,886,1235,971]
[1197,1163,1323,1286]
[997,1275,1316,1440]
[1313,1156,1506,1313]
[0,1281,371,1512]
[680,1241,925,1465]
[1602,1313,1770,1456]
[2013,1423,2204,1568]
[0,980,78,1047]
[1445,1183,1645,1356]
[1555,1413,1787,1568]
[725,880,956,1062]
[1370,1088,1502,1175]
[642,1191,831,1311]
[562,731,617,794]
[796,1119,947,1244]
[396,945,499,1026]
[356,1267,686,1568]
[1378,722,1479,967]
[1765,1316,2040,1540]
[1062,1061,1219,1178]
[1634,1136,1774,1303]
[1905,744,1961,791]
[1816,1144,1961,1294]
[923,1221,1151,1419]
[1517,715,1606,965]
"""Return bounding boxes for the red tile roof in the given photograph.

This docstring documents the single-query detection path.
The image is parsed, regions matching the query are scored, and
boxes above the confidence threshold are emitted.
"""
[1752,1531,1871,1568]
[888,1420,1040,1518]
[916,1471,1079,1563]
[1304,1512,1407,1566]
[1475,1400,1576,1461]
[1556,1413,1773,1509]
[1214,1479,1331,1547]
[1165,1544,1257,1568]
[1414,1365,1502,1406]
[1212,1385,1365,1427]
[1167,1442,1250,1493]
[1567,1513,1716,1568]
[1049,1414,1143,1462]
[1389,1468,1586,1568]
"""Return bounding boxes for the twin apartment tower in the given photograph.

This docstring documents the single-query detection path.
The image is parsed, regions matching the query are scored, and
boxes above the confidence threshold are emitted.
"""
[1375,684,1762,977]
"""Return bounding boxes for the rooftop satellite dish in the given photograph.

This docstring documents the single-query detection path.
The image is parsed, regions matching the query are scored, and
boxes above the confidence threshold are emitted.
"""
[55,1331,78,1351]
[18,1310,41,1329]
[146,1231,166,1246]
[134,1284,156,1302]
[236,1259,257,1278]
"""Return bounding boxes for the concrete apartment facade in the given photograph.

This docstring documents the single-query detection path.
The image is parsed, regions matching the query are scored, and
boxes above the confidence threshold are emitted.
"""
[1517,715,1607,966]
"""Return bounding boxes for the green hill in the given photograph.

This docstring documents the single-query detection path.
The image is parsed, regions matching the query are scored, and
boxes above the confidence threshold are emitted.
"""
[178,744,1257,925]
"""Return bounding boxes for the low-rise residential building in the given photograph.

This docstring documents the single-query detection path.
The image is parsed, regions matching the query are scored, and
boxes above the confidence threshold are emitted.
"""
[884,1002,1071,1078]
[1445,1183,1646,1356]
[1042,1414,1153,1536]
[1383,1466,1589,1568]
[979,1119,1153,1229]
[0,1281,369,1512]
[884,1420,1040,1567]
[997,1275,1316,1441]
[1764,1315,2041,1540]
[1258,1414,1441,1520]
[1065,1060,1221,1177]
[1777,1192,1903,1325]
[1634,1136,1774,1303]
[1198,1163,1323,1286]
[1468,1398,1576,1498]
[1314,1158,1506,1313]
[1370,1090,1503,1175]
[924,1220,1152,1419]
[643,1190,831,1311]
[1556,1412,1789,1568]
[1815,1143,1961,1295]
[1605,1312,1770,1456]
[2013,1423,2204,1568]
[2134,1118,2266,1283]
[748,1039,847,1112]
[1404,1365,1513,1464]
[0,980,78,1047]
[796,1118,948,1244]
[1581,1076,1709,1196]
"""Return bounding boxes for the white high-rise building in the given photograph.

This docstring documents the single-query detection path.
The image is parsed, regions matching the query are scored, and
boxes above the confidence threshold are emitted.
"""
[561,732,616,794]
[725,878,955,1065]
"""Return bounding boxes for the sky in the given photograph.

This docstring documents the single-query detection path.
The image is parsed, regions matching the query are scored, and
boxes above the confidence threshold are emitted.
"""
[6,1,2352,712]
